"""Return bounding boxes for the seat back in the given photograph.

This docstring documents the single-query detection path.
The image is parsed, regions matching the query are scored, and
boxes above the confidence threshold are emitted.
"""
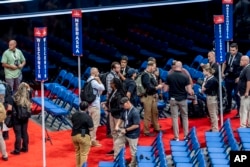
[164,58,174,70]
[55,88,70,105]
[139,61,147,72]
[82,66,91,80]
[54,69,67,84]
[70,76,79,92]
[62,72,74,88]
[160,69,168,82]
[190,55,204,69]
[63,93,77,113]
[49,85,64,100]
[197,150,206,167]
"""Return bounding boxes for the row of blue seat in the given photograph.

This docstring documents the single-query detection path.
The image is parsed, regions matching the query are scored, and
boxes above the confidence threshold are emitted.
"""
[205,119,239,167]
[32,84,76,130]
[134,23,209,56]
[136,132,168,167]
[237,127,250,151]
[170,127,206,167]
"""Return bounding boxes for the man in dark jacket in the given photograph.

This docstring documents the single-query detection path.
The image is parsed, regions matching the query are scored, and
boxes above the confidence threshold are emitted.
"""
[222,43,242,117]
[123,68,137,106]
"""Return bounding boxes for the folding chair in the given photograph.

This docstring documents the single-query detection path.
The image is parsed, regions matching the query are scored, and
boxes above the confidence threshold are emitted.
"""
[175,149,206,167]
[137,131,162,152]
[45,90,75,130]
[137,139,164,163]
[98,147,125,167]
[170,127,196,146]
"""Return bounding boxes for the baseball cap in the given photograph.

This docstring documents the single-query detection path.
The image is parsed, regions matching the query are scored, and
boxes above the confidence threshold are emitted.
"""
[127,68,137,77]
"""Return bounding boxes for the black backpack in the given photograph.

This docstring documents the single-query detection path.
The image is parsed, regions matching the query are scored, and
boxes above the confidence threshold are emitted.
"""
[188,99,207,118]
[17,105,31,120]
[99,72,115,95]
[80,79,96,104]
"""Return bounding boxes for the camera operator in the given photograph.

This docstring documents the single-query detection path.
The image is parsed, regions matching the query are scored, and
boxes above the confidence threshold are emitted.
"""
[1,40,26,94]
[222,43,242,117]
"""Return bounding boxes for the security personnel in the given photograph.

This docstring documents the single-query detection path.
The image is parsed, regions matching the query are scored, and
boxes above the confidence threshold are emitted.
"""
[71,101,93,167]
[222,43,242,116]
[141,61,163,136]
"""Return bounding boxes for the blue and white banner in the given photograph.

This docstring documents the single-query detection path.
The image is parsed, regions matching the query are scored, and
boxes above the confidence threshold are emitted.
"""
[34,27,48,82]
[214,15,226,63]
[222,0,233,41]
[72,9,83,56]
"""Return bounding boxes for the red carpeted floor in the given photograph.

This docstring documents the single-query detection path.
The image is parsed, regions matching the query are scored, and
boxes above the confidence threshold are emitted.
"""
[4,109,240,167]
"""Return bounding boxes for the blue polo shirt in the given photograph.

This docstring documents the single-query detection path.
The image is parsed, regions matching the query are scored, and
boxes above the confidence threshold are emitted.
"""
[121,106,140,139]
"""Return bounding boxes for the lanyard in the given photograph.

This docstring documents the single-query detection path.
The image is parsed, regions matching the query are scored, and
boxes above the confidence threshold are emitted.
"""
[228,55,235,67]
[125,107,133,127]
[13,51,17,60]
[109,89,117,109]
[205,75,214,84]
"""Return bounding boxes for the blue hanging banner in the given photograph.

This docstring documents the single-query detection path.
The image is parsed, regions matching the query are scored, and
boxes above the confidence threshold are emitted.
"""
[34,27,48,82]
[222,0,233,41]
[214,15,226,63]
[72,9,83,56]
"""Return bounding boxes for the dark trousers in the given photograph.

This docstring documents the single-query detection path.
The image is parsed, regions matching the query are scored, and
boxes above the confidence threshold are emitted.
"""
[225,79,240,112]
[13,121,29,151]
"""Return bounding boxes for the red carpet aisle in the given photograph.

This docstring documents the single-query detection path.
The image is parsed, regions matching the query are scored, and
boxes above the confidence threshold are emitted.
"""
[4,110,239,167]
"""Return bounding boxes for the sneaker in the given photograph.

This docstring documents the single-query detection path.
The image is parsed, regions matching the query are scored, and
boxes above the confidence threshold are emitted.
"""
[2,156,8,161]
[171,138,179,141]
[144,133,155,137]
[106,150,114,155]
[184,136,189,141]
[91,141,102,147]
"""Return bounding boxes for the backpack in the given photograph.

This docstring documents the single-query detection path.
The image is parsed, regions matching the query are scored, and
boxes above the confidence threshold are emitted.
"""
[135,72,152,97]
[80,79,96,103]
[16,105,31,120]
[99,72,115,95]
[188,99,207,118]
[0,81,12,108]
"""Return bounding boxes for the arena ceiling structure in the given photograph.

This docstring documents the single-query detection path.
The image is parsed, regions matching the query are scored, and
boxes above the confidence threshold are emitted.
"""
[0,0,212,20]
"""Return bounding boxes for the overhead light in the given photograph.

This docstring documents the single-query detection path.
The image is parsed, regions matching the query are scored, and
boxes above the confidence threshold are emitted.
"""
[0,0,32,4]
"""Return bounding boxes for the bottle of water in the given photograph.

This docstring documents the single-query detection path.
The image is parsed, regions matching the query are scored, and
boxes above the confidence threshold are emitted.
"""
[34,90,38,97]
